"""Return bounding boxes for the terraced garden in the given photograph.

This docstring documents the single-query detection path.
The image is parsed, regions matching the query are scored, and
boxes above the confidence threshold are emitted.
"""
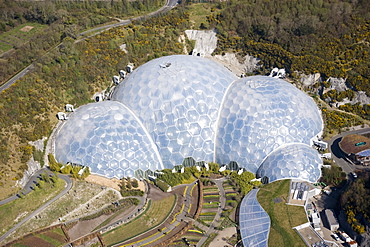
[169,227,204,246]
[102,194,176,246]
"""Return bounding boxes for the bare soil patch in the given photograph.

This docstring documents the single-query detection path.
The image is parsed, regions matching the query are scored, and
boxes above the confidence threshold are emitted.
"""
[147,182,168,201]
[19,235,53,247]
[20,26,34,32]
[43,231,67,243]
[85,175,121,191]
[85,175,145,192]
[68,215,111,240]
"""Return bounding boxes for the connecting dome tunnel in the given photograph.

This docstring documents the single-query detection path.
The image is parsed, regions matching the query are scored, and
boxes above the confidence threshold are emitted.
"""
[55,55,324,183]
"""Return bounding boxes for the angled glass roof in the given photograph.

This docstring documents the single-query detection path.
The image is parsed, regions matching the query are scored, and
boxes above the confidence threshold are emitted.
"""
[55,101,163,178]
[215,76,323,173]
[257,143,322,183]
[240,189,270,247]
[357,149,370,156]
[112,55,237,168]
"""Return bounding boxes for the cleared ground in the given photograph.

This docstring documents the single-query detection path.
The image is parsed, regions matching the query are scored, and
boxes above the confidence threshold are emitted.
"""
[0,22,46,54]
[9,180,121,241]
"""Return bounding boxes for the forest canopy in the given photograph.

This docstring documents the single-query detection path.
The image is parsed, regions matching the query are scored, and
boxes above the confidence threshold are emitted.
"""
[207,0,370,94]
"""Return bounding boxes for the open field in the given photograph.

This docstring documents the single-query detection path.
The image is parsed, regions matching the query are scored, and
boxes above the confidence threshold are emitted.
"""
[186,3,220,29]
[0,23,46,54]
[0,178,64,237]
[257,180,307,247]
[102,194,176,246]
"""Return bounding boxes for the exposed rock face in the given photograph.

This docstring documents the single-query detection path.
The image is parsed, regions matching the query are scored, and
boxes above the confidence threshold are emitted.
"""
[213,53,260,75]
[19,137,47,188]
[327,77,350,92]
[352,91,370,105]
[300,73,321,87]
[28,137,46,151]
[185,29,218,57]
[18,157,40,188]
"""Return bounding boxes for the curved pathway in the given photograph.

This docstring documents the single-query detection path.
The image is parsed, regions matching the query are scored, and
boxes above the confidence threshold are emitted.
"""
[0,173,72,243]
[196,177,227,247]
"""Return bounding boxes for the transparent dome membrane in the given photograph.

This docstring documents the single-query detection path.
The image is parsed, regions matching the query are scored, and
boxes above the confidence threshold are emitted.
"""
[257,143,322,183]
[55,101,162,178]
[113,55,237,168]
[215,76,323,173]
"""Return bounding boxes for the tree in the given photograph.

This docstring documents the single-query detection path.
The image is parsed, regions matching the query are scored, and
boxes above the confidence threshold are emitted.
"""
[131,179,138,188]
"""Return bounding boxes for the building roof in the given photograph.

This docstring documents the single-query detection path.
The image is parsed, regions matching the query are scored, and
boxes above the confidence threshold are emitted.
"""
[339,134,370,156]
[325,209,338,225]
[239,189,270,247]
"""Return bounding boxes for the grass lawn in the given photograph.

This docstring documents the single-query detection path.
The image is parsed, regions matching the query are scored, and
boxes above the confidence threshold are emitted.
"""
[257,180,307,247]
[102,194,176,246]
[0,22,46,53]
[0,178,65,236]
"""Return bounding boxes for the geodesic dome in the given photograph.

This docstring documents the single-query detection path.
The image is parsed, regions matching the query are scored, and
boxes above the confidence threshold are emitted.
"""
[112,55,237,168]
[215,76,323,174]
[54,55,323,182]
[54,101,163,178]
[257,143,322,183]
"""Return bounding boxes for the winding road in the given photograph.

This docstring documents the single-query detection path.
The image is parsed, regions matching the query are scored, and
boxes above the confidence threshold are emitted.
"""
[0,171,72,243]
[0,0,179,93]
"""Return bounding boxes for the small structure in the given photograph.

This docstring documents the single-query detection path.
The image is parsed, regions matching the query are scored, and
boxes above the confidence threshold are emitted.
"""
[119,70,126,79]
[127,64,134,73]
[219,165,226,172]
[204,162,209,171]
[237,168,243,175]
[78,166,87,176]
[57,112,68,120]
[112,75,120,84]
[320,153,331,159]
[348,240,358,247]
[313,140,328,150]
[311,212,321,231]
[339,231,352,242]
[339,134,370,166]
[95,94,104,102]
[269,68,286,78]
[324,209,339,231]
[65,104,74,112]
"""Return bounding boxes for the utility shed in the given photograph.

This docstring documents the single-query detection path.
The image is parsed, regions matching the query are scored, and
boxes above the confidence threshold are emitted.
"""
[325,209,339,231]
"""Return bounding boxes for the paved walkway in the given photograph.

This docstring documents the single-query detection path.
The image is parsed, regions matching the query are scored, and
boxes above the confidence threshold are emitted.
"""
[196,177,227,247]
